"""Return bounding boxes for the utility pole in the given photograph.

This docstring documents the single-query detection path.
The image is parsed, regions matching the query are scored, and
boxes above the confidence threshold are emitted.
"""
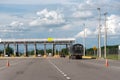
[83,23,86,56]
[104,12,107,58]
[97,8,101,58]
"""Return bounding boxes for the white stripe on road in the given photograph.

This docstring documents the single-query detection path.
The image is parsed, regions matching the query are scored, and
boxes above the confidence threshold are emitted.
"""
[48,60,71,80]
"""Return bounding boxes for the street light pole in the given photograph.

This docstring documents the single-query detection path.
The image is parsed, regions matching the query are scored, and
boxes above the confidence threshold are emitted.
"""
[97,8,101,58]
[104,12,107,59]
[83,23,86,56]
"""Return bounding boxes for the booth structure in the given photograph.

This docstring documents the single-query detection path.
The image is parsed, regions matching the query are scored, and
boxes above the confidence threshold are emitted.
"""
[0,38,75,57]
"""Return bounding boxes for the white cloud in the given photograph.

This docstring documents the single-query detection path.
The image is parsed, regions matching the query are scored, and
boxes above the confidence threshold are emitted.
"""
[107,15,120,35]
[29,9,65,26]
[48,28,53,32]
[86,0,92,4]
[85,0,108,5]
[0,0,69,4]
[72,11,93,18]
[100,15,120,35]
[10,21,23,27]
[0,21,27,33]
[89,14,120,40]
[74,28,93,38]
[71,1,94,19]
[61,24,72,30]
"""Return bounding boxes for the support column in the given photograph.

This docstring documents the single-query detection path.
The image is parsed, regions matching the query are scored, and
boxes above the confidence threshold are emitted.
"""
[53,44,56,56]
[24,43,28,57]
[68,44,71,56]
[7,43,10,57]
[66,44,68,49]
[44,44,46,55]
[34,43,37,56]
[16,44,19,56]
[66,44,68,55]
[54,44,56,55]
[4,43,6,56]
[14,43,16,56]
[66,43,71,56]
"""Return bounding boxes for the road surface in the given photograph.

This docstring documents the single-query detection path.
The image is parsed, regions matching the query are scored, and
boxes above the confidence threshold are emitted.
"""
[0,57,120,80]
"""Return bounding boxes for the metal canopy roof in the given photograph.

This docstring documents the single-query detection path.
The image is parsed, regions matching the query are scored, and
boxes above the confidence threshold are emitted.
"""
[0,38,75,44]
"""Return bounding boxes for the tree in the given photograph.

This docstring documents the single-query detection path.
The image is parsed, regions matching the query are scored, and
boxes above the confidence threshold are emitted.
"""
[6,46,14,57]
[37,49,44,55]
[61,48,69,55]
[46,49,52,54]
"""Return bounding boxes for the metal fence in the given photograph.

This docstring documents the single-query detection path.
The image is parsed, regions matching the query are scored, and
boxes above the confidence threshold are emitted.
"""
[86,45,119,60]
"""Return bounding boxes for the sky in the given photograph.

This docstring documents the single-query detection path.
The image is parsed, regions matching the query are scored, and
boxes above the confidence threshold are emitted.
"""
[0,0,120,48]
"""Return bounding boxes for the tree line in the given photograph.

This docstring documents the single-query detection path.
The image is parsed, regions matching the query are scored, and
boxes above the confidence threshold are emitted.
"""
[86,45,119,56]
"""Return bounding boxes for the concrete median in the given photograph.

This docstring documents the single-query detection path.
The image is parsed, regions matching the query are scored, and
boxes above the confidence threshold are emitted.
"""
[82,56,96,59]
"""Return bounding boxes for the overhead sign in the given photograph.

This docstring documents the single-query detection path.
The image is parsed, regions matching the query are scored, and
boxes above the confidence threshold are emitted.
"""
[47,37,53,42]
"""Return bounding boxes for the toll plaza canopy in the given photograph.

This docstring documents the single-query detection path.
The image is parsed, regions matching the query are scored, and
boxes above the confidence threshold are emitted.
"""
[0,38,75,56]
[0,38,75,44]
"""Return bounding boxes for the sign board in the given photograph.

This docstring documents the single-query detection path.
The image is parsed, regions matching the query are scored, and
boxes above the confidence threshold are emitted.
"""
[119,45,120,50]
[47,37,53,42]
[93,46,97,50]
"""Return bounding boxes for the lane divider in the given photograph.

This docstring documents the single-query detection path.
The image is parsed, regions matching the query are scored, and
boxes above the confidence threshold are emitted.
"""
[48,60,71,80]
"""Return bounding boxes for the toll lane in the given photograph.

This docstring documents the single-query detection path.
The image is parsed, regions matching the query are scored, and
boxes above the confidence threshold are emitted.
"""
[0,58,120,80]
[49,58,120,80]
[0,58,66,80]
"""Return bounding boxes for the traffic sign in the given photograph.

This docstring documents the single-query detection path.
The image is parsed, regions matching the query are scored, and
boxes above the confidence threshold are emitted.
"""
[93,46,97,50]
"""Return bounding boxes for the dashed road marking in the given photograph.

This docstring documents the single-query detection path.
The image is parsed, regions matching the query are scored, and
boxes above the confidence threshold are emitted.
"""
[66,77,71,80]
[64,74,67,77]
[48,60,71,80]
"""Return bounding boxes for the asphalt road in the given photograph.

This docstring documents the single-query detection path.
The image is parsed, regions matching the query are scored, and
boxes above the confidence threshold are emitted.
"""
[0,57,120,80]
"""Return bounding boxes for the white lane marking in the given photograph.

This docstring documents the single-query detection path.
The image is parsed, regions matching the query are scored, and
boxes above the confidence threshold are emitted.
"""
[62,72,65,75]
[64,74,67,77]
[48,60,71,80]
[66,77,71,80]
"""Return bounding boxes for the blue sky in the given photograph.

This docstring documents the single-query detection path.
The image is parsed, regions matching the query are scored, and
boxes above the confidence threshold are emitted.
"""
[0,0,120,48]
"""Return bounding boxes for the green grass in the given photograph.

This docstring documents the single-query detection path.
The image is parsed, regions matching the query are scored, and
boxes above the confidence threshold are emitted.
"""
[86,53,119,60]
[106,54,118,60]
